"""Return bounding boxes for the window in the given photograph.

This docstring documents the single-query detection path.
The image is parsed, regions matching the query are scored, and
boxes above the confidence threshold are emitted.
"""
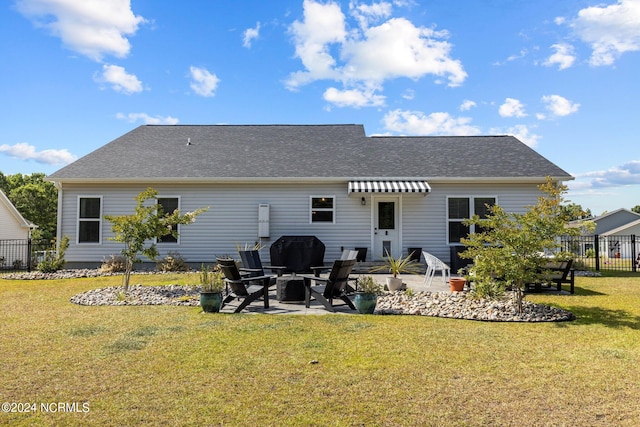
[78,197,102,244]
[157,197,179,243]
[447,196,496,244]
[310,196,335,223]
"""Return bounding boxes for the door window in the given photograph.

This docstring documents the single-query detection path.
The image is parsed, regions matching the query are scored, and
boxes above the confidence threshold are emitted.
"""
[378,201,395,229]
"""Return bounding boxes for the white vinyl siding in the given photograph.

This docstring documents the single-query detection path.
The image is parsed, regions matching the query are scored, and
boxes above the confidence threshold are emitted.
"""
[57,181,545,267]
[402,183,541,263]
[0,206,30,240]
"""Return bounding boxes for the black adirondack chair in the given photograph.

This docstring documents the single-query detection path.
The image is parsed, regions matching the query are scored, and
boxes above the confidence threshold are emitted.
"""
[300,259,356,312]
[238,250,286,278]
[217,258,275,313]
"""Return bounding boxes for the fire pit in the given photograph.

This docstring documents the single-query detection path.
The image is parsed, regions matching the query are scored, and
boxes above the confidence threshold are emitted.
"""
[275,274,306,302]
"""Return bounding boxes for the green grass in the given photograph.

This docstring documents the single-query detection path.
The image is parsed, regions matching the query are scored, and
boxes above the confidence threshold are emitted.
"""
[1,272,639,426]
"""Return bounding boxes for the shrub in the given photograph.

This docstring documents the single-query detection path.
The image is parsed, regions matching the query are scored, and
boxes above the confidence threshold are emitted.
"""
[471,277,506,300]
[157,252,190,272]
[37,236,69,273]
[100,254,129,273]
[355,275,384,295]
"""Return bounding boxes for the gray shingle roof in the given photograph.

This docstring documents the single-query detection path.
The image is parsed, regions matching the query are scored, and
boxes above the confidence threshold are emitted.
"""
[48,124,572,181]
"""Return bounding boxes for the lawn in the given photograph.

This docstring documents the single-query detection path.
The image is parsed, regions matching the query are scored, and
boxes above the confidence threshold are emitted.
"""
[1,272,639,426]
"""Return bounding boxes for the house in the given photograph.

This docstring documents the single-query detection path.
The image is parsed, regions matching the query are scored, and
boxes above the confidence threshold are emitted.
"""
[571,209,640,260]
[0,189,37,269]
[0,189,35,240]
[583,209,640,236]
[47,124,573,269]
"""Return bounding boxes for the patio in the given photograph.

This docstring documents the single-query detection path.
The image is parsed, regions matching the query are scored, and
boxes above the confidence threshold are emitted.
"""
[218,272,454,315]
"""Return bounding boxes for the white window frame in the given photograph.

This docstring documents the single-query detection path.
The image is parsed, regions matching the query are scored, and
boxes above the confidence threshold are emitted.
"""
[446,196,497,245]
[309,195,336,224]
[156,196,181,244]
[77,196,102,244]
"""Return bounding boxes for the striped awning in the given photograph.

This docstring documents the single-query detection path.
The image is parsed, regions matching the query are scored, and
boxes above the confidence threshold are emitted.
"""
[348,180,431,193]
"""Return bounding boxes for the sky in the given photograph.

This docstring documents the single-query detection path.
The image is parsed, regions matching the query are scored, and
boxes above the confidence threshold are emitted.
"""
[1,0,639,216]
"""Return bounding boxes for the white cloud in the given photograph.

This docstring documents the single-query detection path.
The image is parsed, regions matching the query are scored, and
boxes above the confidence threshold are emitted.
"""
[341,18,466,85]
[323,87,385,107]
[541,94,580,117]
[95,64,143,94]
[459,99,476,111]
[286,0,466,107]
[498,98,527,118]
[16,0,145,61]
[401,89,415,100]
[569,0,640,66]
[383,109,480,136]
[349,1,393,29]
[189,66,220,97]
[287,0,347,89]
[116,112,179,125]
[543,43,576,70]
[490,124,541,148]
[0,142,77,165]
[572,160,640,188]
[243,22,261,48]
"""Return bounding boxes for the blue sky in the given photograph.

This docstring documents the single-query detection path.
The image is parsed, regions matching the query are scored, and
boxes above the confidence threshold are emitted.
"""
[1,0,639,215]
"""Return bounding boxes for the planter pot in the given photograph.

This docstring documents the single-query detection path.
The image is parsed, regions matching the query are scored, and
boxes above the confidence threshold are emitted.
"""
[449,278,466,292]
[354,292,378,314]
[386,277,403,292]
[200,292,223,313]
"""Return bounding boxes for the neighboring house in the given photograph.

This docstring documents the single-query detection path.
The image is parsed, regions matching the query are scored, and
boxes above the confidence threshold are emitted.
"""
[47,124,573,268]
[0,189,35,240]
[582,209,640,236]
[0,189,37,269]
[573,209,640,259]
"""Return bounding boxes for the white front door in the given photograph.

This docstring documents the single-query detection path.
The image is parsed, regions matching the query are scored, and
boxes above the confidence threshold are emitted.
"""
[373,196,400,260]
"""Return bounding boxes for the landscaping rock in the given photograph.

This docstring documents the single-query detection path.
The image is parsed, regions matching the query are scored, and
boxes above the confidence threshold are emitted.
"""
[5,268,575,321]
[375,291,575,322]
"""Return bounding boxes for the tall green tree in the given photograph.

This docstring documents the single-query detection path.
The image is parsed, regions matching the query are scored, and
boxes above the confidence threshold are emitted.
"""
[460,177,592,313]
[561,202,592,220]
[104,188,208,291]
[632,205,640,214]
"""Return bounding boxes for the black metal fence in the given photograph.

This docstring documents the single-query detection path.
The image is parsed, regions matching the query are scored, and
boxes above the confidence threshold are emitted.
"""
[0,239,52,272]
[559,234,639,273]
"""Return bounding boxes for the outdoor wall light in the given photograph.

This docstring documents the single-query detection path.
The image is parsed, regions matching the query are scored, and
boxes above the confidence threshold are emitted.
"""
[361,197,366,205]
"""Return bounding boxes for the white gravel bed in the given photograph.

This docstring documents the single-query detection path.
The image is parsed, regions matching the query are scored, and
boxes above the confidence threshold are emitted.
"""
[4,269,575,321]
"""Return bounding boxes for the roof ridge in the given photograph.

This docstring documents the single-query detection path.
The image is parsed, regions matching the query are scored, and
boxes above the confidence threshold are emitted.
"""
[143,123,361,127]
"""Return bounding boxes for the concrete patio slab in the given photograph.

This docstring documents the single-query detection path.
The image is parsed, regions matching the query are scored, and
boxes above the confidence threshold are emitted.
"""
[218,272,455,315]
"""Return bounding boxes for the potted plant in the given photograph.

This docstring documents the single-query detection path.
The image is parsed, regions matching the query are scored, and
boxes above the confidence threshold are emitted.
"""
[371,251,420,291]
[199,263,225,313]
[449,277,466,292]
[353,275,384,314]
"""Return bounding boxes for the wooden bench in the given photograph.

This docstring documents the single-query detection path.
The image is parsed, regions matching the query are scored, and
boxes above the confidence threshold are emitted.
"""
[527,259,575,294]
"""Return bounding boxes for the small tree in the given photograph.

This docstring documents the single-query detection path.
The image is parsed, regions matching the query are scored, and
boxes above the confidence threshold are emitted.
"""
[460,177,589,312]
[104,188,208,291]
